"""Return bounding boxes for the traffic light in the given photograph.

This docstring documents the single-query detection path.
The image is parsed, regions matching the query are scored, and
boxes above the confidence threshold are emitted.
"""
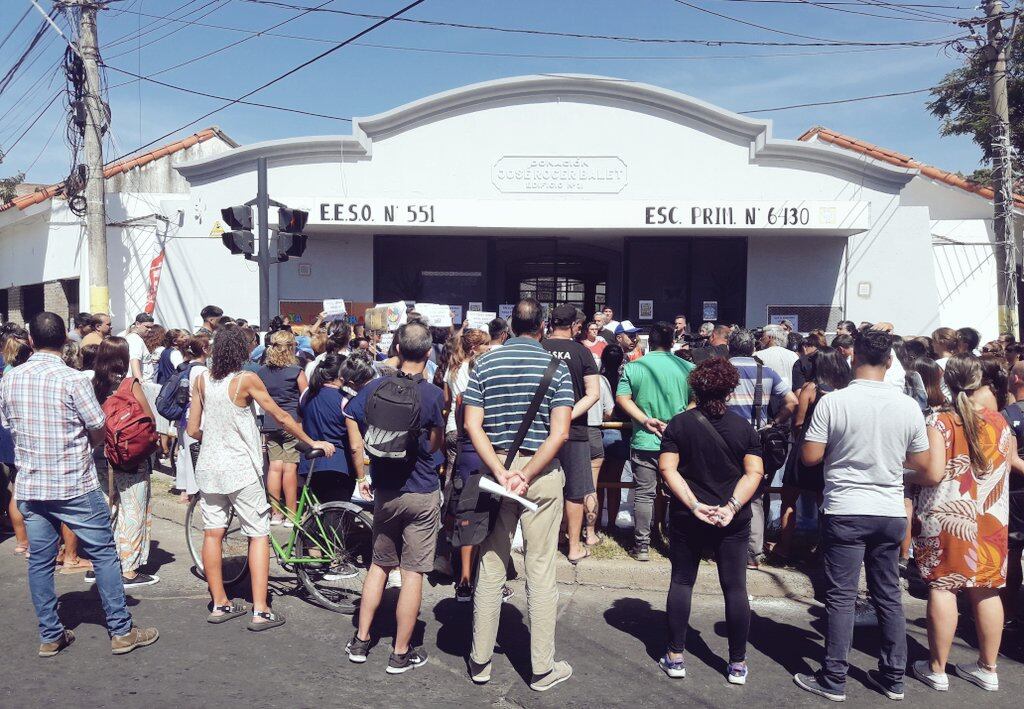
[220,206,254,256]
[277,207,308,233]
[275,207,309,261]
[275,233,308,262]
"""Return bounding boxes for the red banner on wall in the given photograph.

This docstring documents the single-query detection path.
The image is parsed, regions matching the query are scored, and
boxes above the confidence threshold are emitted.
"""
[145,250,165,315]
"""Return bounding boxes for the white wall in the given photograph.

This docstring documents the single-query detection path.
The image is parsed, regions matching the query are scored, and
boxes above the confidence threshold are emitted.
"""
[275,232,373,306]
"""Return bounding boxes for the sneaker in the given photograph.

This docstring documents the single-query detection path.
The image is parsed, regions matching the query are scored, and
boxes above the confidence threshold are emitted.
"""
[793,672,846,702]
[122,573,159,588]
[866,669,904,700]
[455,582,473,603]
[954,661,998,691]
[468,658,492,684]
[853,598,878,627]
[84,570,96,584]
[727,662,748,685]
[530,660,573,691]
[110,625,159,655]
[631,543,650,562]
[501,585,514,603]
[323,562,359,581]
[346,633,370,663]
[270,515,284,526]
[659,654,686,678]
[614,511,634,529]
[38,629,75,658]
[911,660,949,691]
[386,646,428,674]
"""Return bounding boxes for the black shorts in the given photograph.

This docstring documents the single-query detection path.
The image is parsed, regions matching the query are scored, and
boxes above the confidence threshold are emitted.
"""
[587,427,605,461]
[557,439,596,501]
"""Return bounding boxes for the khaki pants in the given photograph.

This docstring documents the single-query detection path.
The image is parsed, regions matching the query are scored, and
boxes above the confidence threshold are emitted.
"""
[471,454,565,676]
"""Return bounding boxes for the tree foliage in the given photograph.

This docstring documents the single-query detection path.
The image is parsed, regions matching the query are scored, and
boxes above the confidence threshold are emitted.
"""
[0,171,25,204]
[927,39,1023,187]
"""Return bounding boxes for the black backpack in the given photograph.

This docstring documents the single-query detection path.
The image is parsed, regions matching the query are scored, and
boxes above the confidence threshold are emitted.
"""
[363,373,423,460]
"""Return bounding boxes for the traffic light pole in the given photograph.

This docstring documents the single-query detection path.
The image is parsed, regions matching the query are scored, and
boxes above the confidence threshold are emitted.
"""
[256,157,271,330]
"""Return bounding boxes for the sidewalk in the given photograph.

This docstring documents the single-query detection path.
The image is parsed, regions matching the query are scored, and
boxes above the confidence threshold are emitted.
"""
[148,469,820,600]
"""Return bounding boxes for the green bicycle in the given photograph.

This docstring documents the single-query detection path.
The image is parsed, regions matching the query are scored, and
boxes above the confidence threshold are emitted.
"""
[185,447,373,614]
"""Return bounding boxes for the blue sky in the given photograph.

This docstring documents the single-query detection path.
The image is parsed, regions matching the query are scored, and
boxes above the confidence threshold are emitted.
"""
[0,0,986,185]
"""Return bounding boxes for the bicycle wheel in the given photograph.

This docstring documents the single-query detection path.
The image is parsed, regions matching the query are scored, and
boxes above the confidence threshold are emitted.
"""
[185,495,250,586]
[295,501,373,614]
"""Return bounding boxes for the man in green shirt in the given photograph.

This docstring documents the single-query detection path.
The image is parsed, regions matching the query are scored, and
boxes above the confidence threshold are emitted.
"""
[615,321,695,561]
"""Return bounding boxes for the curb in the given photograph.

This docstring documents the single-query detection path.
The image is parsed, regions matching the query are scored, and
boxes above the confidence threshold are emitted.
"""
[149,470,818,600]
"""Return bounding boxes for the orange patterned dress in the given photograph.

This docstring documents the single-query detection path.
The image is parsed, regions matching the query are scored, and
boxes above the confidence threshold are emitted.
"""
[913,409,1011,591]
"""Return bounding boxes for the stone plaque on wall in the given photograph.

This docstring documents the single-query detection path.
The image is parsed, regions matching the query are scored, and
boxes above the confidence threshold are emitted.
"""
[492,156,627,194]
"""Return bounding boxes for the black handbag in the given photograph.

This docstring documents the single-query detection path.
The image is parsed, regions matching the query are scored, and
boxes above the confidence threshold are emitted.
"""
[752,360,790,475]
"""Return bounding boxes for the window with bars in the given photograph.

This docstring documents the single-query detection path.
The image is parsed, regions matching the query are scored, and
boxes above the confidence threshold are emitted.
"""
[519,276,586,313]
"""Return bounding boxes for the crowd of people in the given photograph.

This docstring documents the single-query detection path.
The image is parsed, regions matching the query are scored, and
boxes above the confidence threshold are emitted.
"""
[0,302,1021,698]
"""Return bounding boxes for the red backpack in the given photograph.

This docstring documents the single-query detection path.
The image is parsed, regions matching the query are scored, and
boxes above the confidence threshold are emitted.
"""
[102,377,159,468]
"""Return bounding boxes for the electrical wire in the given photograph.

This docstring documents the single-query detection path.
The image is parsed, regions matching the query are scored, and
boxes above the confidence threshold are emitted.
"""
[0,6,34,54]
[738,86,931,112]
[237,0,969,47]
[107,0,427,164]
[102,7,939,61]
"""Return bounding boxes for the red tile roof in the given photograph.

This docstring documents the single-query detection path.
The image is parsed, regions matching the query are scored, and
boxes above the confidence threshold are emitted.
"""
[0,127,232,213]
[798,126,1024,209]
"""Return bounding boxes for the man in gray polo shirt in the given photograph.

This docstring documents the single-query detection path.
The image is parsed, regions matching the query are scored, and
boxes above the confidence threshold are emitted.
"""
[463,298,575,692]
[793,330,929,703]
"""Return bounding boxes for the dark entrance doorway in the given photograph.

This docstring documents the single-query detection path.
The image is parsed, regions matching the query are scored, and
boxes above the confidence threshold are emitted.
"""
[504,254,608,316]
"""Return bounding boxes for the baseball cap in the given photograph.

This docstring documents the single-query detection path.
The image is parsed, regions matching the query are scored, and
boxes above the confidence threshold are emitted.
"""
[550,304,579,327]
[615,320,641,335]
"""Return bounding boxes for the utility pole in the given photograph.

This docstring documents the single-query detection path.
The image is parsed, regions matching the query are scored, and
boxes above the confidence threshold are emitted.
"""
[256,157,272,329]
[986,0,1018,337]
[77,0,110,315]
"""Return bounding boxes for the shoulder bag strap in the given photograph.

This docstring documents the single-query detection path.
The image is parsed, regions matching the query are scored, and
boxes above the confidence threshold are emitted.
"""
[752,359,764,429]
[692,409,742,478]
[504,357,561,469]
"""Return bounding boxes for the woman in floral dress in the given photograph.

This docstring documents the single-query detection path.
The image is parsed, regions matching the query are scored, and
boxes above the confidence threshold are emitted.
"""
[911,354,1023,693]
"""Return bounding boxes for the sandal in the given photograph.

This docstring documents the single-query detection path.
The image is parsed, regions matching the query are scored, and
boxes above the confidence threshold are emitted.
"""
[59,558,93,574]
[207,601,250,624]
[567,548,591,565]
[585,532,605,548]
[247,609,285,632]
[13,544,28,556]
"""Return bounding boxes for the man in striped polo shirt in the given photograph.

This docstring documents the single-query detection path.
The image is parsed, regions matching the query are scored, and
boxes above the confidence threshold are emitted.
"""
[463,298,575,692]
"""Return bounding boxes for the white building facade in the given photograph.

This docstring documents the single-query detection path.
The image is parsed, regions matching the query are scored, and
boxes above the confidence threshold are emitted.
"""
[1,75,1019,339]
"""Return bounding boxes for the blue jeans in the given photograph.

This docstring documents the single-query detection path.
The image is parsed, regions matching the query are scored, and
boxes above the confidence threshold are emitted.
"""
[819,514,907,692]
[19,488,133,642]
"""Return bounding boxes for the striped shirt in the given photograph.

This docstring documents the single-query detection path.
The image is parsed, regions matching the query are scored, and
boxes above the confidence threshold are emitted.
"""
[464,336,574,453]
[0,352,105,501]
[727,356,790,425]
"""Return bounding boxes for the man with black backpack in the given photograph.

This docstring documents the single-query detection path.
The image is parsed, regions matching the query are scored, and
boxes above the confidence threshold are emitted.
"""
[343,321,445,674]
[462,298,575,691]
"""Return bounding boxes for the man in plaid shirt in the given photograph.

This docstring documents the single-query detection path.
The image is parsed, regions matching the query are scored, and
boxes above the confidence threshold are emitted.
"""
[0,312,158,658]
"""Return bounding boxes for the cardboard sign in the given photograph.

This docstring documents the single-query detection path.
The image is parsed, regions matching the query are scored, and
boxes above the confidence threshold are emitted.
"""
[378,332,394,354]
[322,299,346,320]
[416,303,453,328]
[638,300,654,320]
[450,305,463,325]
[468,302,483,312]
[498,304,514,320]
[376,301,408,331]
[466,310,496,331]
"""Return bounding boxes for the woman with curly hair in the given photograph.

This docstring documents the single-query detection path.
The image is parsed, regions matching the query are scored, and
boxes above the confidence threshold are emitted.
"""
[910,354,1023,693]
[187,325,333,629]
[656,357,765,685]
[257,329,308,526]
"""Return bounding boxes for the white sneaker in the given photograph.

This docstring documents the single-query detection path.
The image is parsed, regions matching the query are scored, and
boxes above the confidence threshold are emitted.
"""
[912,660,948,691]
[954,662,998,691]
[387,569,402,588]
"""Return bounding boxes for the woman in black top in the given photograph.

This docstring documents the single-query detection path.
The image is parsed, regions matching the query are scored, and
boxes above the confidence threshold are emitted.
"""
[658,357,764,685]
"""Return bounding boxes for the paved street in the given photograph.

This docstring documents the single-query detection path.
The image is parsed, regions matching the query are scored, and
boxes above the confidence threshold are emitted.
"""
[1,510,1021,709]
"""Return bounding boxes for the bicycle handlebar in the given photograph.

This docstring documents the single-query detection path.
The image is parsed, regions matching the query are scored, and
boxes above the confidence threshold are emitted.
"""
[295,441,326,460]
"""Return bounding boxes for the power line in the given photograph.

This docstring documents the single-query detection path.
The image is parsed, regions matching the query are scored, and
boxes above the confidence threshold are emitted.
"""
[108,0,427,163]
[738,86,931,112]
[786,0,965,21]
[105,0,232,58]
[237,0,968,47]
[102,64,350,121]
[0,6,34,54]
[102,7,936,59]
